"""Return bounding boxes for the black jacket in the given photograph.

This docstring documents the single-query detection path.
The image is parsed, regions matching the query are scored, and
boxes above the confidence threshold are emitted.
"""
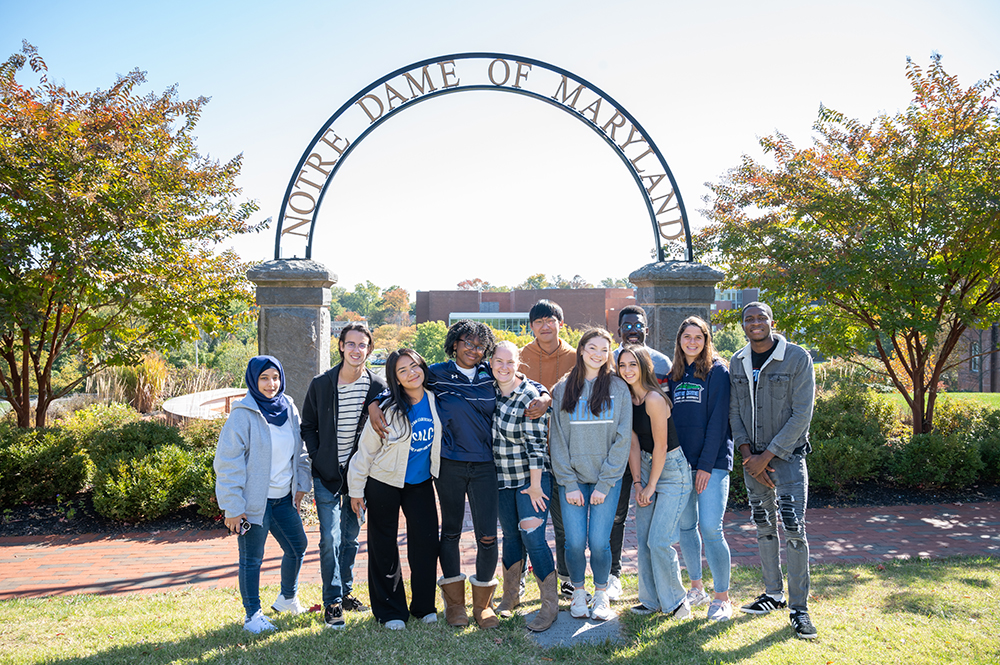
[300,364,387,494]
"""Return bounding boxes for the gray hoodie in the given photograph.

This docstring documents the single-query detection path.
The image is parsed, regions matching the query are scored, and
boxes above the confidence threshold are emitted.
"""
[549,375,633,496]
[214,394,312,524]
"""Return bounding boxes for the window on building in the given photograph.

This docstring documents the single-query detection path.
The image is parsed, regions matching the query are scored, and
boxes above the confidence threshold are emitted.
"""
[971,342,981,372]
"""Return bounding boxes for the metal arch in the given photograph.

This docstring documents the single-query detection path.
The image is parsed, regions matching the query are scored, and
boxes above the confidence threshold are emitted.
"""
[274,52,693,263]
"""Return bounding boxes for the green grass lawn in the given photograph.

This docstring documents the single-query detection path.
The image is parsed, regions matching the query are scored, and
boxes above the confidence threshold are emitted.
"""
[886,391,1000,415]
[1,557,996,664]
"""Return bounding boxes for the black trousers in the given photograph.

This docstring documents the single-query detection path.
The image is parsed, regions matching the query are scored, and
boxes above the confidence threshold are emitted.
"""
[365,476,439,623]
[610,464,633,577]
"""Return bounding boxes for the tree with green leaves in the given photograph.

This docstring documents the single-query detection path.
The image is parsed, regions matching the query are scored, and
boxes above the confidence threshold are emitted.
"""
[704,56,1000,435]
[412,321,447,364]
[516,274,550,290]
[0,43,261,427]
[340,281,383,320]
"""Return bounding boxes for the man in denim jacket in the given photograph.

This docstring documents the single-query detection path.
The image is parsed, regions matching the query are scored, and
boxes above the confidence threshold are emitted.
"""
[729,302,818,640]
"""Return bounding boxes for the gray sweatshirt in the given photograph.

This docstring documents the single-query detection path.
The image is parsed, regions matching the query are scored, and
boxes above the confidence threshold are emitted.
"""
[550,375,633,496]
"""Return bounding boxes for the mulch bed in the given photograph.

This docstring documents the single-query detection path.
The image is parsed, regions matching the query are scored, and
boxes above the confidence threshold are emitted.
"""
[3,484,999,539]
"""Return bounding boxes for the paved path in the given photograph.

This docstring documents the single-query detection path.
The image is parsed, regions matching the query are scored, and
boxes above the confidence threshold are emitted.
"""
[1,501,997,600]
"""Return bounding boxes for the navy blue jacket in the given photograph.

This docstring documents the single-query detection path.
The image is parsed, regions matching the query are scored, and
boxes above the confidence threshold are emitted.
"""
[667,360,734,473]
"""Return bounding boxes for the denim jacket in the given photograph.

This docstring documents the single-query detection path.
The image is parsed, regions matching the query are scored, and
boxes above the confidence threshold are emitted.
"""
[729,334,814,459]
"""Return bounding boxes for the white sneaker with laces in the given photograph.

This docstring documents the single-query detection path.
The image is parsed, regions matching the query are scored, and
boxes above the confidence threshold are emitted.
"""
[707,599,733,622]
[685,587,710,607]
[606,574,623,601]
[243,610,276,634]
[570,588,589,618]
[590,590,616,621]
[386,619,406,630]
[420,612,437,624]
[670,599,692,619]
[271,594,305,615]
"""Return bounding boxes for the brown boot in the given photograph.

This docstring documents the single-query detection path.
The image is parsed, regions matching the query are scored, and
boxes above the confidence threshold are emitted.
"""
[469,575,500,629]
[438,574,469,627]
[527,572,559,632]
[495,561,523,618]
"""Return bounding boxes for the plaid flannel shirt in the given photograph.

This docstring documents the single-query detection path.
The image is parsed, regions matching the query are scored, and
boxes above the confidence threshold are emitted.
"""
[492,377,550,490]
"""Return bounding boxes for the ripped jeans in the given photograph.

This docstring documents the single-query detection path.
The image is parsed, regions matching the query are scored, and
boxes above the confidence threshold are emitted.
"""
[497,471,554,581]
[743,453,810,612]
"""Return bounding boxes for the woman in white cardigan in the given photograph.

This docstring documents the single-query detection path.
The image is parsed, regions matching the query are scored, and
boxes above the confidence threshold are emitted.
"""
[348,348,442,630]
[214,355,311,633]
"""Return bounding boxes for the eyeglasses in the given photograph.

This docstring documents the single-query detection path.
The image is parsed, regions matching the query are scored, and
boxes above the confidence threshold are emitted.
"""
[461,339,486,353]
[621,322,645,332]
[344,342,369,351]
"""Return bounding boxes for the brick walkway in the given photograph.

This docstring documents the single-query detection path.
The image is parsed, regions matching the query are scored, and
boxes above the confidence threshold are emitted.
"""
[1,501,997,600]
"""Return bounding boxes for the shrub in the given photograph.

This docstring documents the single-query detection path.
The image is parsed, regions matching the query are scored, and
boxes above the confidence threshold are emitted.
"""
[57,402,140,449]
[808,384,897,491]
[87,420,185,465]
[890,431,984,489]
[182,448,220,519]
[970,408,1000,484]
[0,425,88,507]
[181,418,225,450]
[91,444,195,522]
[728,466,747,507]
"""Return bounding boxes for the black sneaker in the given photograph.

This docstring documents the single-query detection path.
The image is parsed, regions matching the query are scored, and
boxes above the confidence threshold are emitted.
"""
[324,603,346,629]
[559,581,592,602]
[790,610,818,639]
[740,593,787,615]
[342,594,368,612]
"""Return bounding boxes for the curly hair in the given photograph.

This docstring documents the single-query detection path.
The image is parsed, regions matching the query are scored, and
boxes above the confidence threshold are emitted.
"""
[444,319,497,360]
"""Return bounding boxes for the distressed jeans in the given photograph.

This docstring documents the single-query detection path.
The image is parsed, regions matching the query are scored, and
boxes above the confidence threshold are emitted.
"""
[678,468,732,593]
[498,471,555,581]
[636,447,692,613]
[743,453,810,612]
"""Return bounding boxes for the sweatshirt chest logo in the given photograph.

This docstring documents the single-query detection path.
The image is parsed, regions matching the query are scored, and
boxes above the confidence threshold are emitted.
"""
[570,394,615,424]
[673,382,704,404]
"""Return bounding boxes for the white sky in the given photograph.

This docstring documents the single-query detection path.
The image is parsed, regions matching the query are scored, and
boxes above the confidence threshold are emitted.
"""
[3,0,998,297]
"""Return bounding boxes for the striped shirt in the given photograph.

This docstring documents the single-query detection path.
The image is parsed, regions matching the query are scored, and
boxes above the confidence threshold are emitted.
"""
[336,373,371,465]
[492,377,550,489]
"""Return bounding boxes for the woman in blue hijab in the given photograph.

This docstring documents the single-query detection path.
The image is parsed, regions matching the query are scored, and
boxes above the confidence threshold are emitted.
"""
[215,356,312,633]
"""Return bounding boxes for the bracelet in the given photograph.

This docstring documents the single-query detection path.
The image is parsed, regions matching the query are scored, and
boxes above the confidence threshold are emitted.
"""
[633,481,642,487]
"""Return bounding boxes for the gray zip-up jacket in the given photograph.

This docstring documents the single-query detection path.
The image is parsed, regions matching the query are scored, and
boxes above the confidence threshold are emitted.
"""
[214,395,312,524]
[729,334,815,459]
[550,375,633,496]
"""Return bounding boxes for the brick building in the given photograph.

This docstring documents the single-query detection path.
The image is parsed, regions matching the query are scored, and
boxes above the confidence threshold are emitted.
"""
[953,323,1000,393]
[415,288,636,332]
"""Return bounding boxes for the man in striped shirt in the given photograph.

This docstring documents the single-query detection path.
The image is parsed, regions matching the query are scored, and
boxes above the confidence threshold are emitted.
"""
[301,322,387,629]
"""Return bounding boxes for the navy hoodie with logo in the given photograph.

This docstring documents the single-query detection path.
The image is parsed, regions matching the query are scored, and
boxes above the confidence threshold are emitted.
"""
[667,360,734,473]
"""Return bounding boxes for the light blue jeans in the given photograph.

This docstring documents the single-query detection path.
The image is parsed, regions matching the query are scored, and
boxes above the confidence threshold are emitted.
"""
[678,468,732,593]
[559,478,622,589]
[636,447,692,613]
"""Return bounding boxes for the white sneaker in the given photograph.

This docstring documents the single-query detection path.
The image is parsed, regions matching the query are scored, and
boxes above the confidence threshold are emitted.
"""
[420,612,437,624]
[590,589,616,621]
[271,594,305,615]
[243,610,276,633]
[570,588,589,618]
[685,587,710,607]
[707,599,733,622]
[670,599,692,619]
[386,619,406,630]
[606,574,623,601]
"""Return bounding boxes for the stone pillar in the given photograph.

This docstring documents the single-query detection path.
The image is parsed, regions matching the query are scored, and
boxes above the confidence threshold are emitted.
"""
[248,259,336,410]
[629,261,724,355]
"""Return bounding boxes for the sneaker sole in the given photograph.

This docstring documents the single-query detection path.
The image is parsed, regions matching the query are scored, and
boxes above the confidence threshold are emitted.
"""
[794,631,818,639]
[324,622,346,630]
[740,606,782,615]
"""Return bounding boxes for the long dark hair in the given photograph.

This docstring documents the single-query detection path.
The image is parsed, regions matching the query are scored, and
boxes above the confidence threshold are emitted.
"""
[560,328,615,416]
[670,316,725,381]
[383,348,429,437]
[618,344,668,403]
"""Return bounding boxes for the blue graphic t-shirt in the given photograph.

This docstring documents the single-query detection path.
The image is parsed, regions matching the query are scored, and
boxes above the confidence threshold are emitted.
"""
[405,393,434,485]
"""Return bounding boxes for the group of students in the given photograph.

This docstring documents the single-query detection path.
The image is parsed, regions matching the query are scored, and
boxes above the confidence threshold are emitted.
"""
[214,298,817,640]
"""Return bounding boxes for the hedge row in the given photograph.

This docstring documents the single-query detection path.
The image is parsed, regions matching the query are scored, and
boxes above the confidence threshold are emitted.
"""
[0,404,224,522]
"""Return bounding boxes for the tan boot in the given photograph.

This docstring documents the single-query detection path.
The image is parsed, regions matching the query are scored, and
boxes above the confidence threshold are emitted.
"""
[469,575,500,629]
[438,574,469,627]
[495,561,523,618]
[527,572,559,632]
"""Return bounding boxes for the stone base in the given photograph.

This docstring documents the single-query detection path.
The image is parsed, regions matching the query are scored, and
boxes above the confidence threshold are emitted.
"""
[629,261,724,356]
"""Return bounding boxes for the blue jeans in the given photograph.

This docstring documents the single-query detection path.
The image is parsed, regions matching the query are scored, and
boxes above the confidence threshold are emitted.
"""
[744,454,810,612]
[498,472,555,581]
[237,493,308,619]
[678,467,732,593]
[636,448,691,613]
[559,478,622,589]
[314,480,349,606]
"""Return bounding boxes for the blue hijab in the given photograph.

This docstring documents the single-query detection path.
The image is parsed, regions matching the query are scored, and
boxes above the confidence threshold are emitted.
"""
[245,355,290,426]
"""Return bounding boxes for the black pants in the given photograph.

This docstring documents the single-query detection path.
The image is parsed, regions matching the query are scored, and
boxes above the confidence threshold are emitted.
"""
[365,476,439,623]
[609,464,633,577]
[435,458,498,580]
[549,482,569,578]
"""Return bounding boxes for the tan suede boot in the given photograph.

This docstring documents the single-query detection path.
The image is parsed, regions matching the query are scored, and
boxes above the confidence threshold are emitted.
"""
[468,575,500,629]
[527,572,559,632]
[438,574,469,627]
[495,561,523,618]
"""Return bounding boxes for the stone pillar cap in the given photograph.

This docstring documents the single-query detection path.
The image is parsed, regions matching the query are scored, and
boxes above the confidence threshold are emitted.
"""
[247,258,337,287]
[629,261,724,283]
